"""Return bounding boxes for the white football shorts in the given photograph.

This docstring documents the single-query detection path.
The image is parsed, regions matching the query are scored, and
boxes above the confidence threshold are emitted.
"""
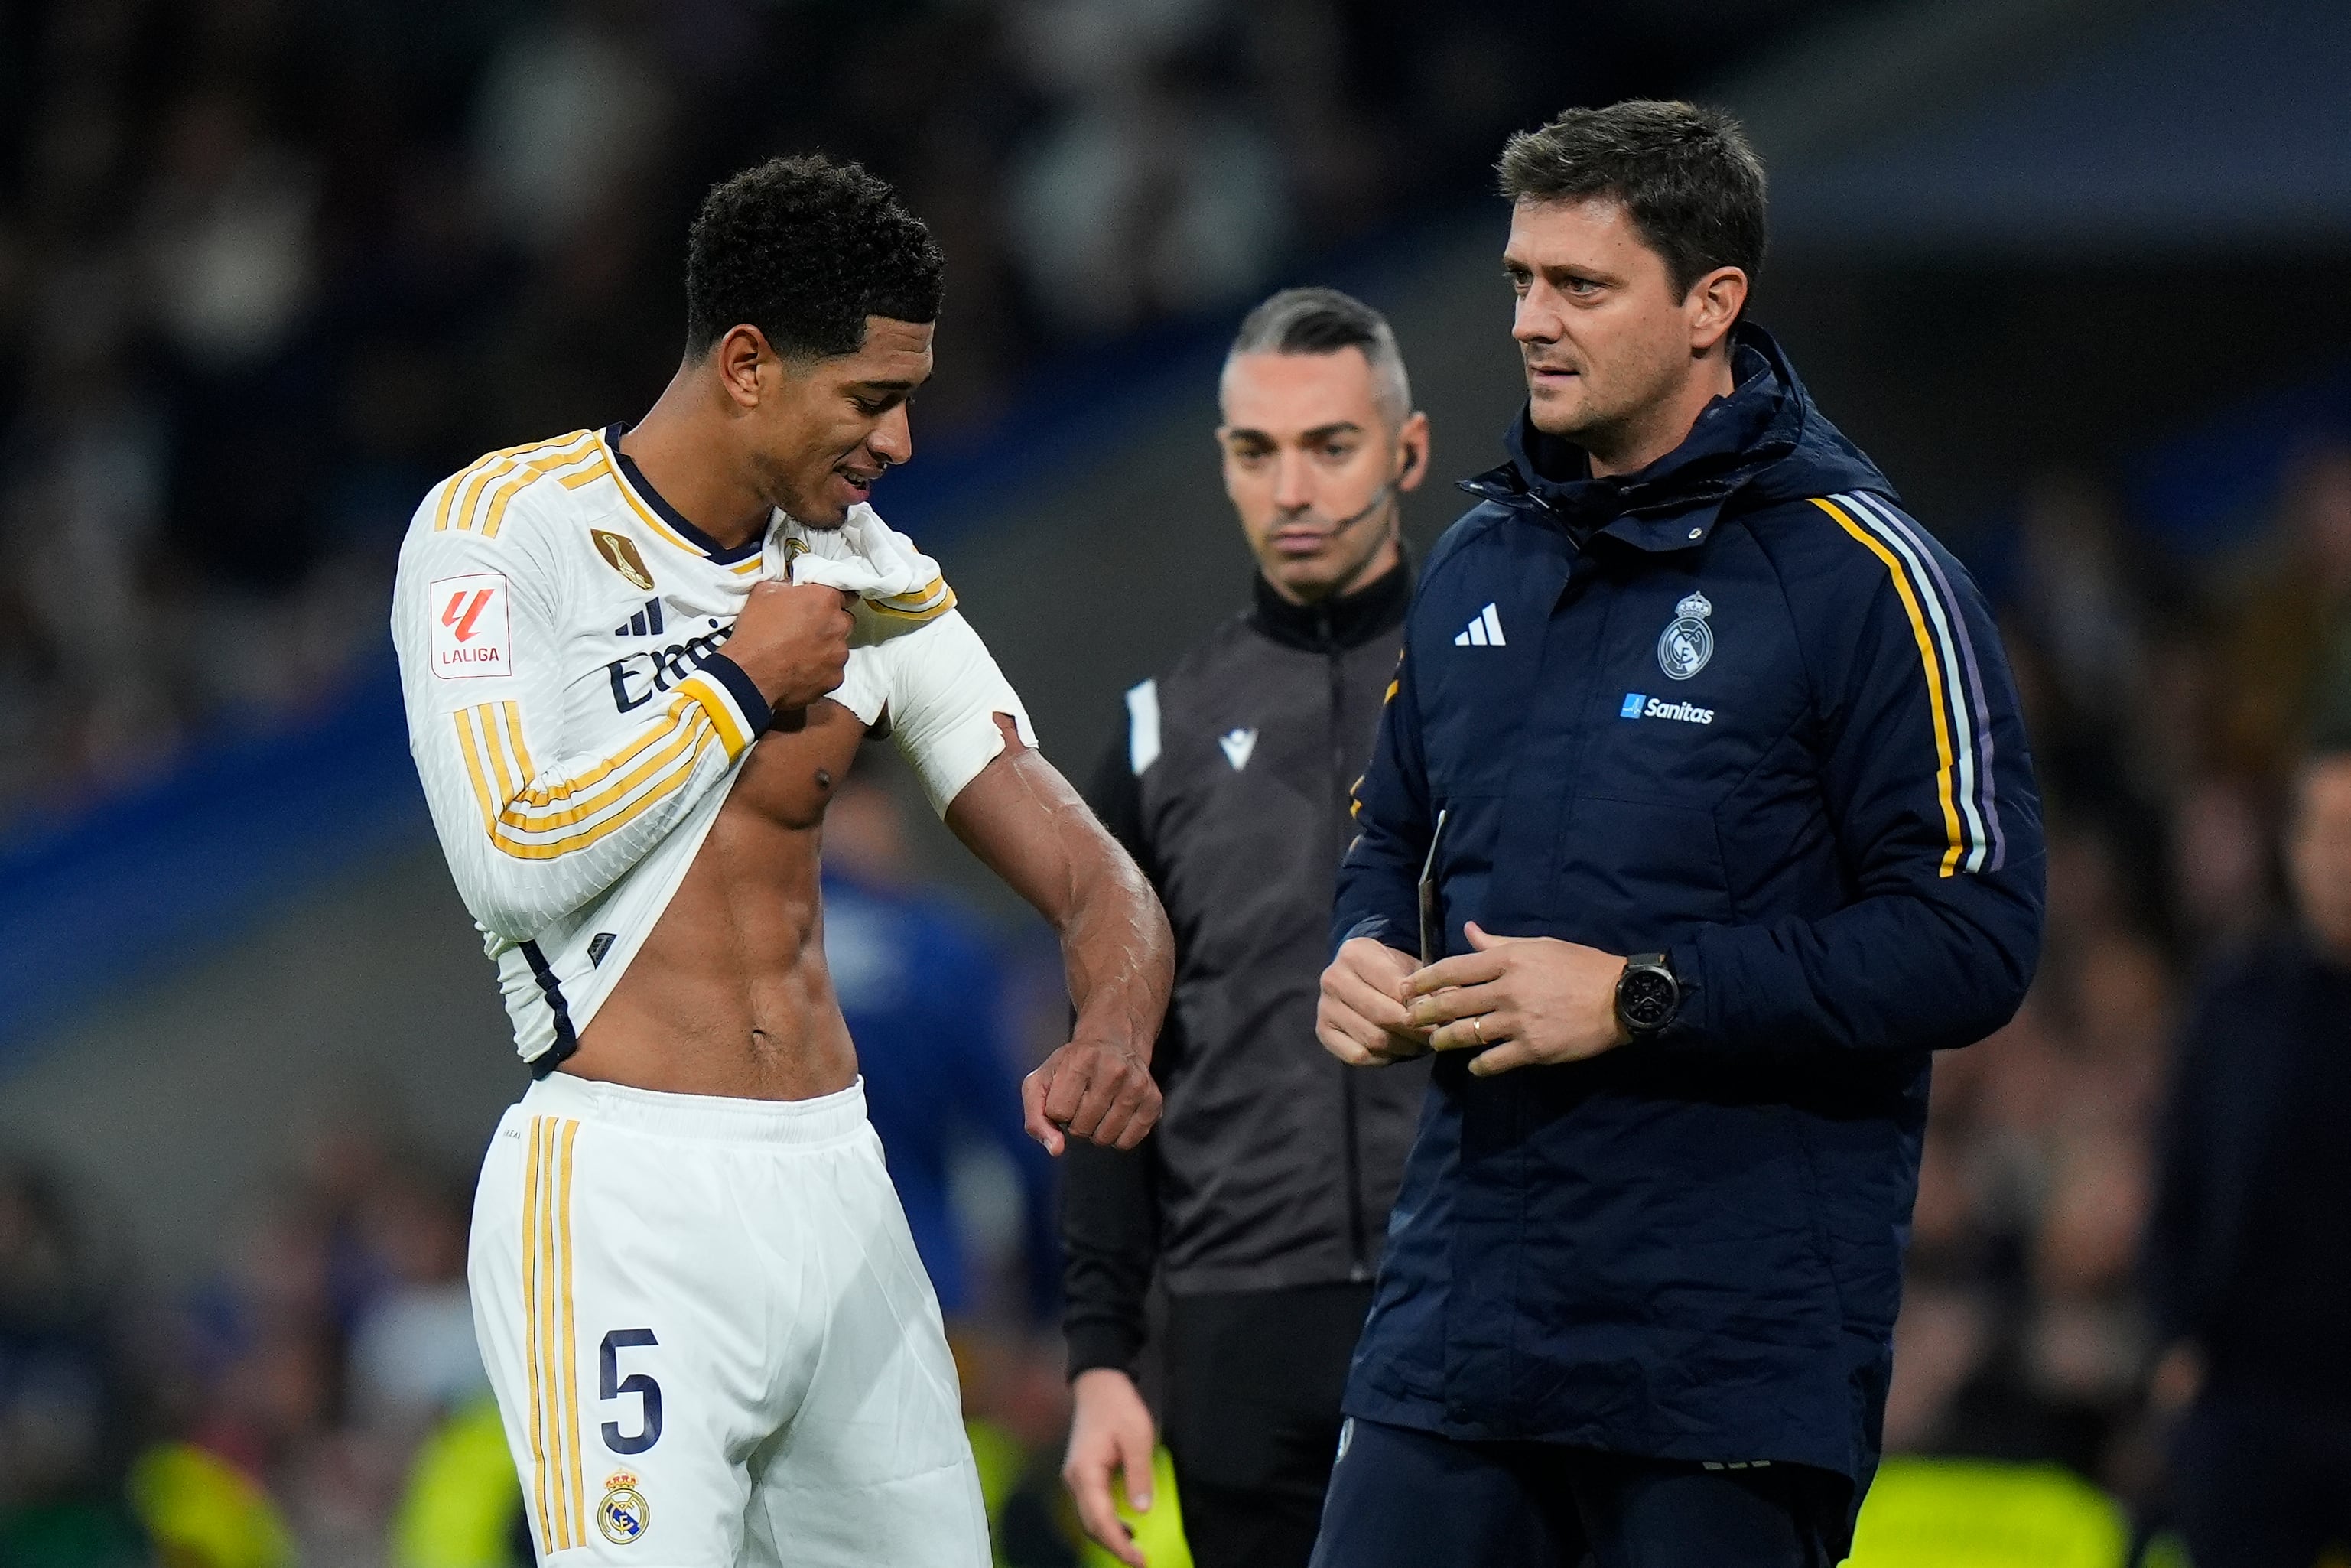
[469,1072,990,1566]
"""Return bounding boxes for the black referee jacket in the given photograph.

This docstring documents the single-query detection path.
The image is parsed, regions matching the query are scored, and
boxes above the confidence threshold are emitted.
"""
[1062,561,1429,1377]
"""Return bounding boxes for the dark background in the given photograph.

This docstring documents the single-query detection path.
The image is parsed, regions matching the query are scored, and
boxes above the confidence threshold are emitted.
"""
[1,0,2347,1561]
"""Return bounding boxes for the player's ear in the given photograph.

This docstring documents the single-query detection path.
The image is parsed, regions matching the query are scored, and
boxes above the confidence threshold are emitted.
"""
[714,324,772,408]
[1396,410,1431,493]
[1686,268,1746,354]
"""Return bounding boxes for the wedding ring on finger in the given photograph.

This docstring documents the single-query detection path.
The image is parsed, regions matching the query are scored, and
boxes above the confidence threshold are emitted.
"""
[1470,1016,1485,1046]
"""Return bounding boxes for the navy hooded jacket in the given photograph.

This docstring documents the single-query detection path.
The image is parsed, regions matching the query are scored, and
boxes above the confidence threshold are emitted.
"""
[1332,325,2044,1536]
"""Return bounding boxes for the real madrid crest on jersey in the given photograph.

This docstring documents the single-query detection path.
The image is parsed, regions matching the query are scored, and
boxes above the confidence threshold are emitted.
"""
[599,1472,650,1545]
[1657,590,1714,681]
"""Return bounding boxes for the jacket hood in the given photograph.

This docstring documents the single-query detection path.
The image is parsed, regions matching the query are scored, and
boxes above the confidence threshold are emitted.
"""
[1462,324,1894,552]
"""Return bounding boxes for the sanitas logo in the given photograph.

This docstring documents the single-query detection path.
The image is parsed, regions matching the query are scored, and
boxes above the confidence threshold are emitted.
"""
[1620,691,1714,725]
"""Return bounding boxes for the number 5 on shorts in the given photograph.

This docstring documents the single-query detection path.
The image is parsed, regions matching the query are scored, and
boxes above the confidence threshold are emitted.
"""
[601,1329,663,1455]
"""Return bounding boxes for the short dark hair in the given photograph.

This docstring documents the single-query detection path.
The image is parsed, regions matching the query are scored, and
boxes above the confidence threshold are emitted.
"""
[1497,100,1767,301]
[684,155,945,360]
[1225,286,1412,425]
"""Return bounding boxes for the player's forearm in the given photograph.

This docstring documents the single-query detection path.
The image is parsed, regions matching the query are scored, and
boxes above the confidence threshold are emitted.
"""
[1056,817,1173,1063]
[947,732,1173,1062]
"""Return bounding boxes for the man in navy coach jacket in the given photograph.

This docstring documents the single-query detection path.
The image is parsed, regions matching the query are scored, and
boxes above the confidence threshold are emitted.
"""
[1310,102,2044,1568]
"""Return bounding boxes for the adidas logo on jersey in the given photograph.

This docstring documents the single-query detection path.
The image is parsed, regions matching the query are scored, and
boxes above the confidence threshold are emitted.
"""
[1454,603,1507,646]
[613,598,665,637]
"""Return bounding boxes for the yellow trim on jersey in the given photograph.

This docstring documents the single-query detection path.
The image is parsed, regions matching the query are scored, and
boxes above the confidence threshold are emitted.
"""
[437,431,595,534]
[537,1117,567,1550]
[863,575,958,623]
[522,1119,551,1552]
[1352,653,1404,821]
[434,436,561,533]
[454,704,719,857]
[558,1118,586,1548]
[476,443,609,540]
[493,701,535,788]
[478,708,520,808]
[1812,497,1966,877]
[596,428,712,558]
[496,710,710,833]
[678,671,753,758]
[450,661,758,852]
[484,701,682,813]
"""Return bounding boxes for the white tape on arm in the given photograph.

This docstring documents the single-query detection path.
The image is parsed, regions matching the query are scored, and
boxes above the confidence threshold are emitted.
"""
[881,610,1037,815]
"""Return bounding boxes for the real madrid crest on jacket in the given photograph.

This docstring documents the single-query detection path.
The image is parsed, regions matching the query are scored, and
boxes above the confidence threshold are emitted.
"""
[1332,324,2045,1554]
[1657,589,1713,679]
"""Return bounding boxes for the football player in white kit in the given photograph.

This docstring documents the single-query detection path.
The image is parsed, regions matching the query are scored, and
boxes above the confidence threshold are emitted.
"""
[389,155,1172,1566]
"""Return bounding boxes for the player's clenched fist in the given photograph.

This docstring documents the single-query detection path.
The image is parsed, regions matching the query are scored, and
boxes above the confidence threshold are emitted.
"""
[1318,936,1430,1066]
[1023,1036,1161,1156]
[725,580,855,711]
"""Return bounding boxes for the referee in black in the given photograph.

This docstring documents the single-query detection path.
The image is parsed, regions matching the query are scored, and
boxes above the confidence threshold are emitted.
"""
[1058,288,1433,1568]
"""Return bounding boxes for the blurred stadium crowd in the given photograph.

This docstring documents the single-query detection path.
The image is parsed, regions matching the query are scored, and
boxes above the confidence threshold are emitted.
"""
[1890,446,2351,1497]
[0,0,1672,821]
[4,0,2351,1563]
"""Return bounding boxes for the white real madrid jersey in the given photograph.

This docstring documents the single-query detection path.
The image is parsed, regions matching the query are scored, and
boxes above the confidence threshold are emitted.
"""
[391,425,1034,1066]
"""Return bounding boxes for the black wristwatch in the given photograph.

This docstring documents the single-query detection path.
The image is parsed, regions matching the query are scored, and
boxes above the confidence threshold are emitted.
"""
[1614,952,1680,1037]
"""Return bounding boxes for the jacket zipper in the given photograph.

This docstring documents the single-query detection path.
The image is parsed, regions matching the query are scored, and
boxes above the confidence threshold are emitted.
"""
[1325,608,1372,1281]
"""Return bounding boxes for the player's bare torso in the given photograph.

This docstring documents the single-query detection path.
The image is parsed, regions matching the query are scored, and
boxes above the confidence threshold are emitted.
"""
[566,692,868,1101]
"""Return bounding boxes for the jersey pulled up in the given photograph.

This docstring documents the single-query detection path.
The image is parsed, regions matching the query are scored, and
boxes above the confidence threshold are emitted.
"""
[391,425,1033,1068]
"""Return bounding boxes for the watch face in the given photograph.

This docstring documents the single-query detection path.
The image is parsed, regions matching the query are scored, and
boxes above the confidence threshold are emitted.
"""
[1621,968,1675,1030]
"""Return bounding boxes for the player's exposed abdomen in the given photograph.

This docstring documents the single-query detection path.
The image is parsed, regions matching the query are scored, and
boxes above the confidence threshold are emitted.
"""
[566,697,870,1101]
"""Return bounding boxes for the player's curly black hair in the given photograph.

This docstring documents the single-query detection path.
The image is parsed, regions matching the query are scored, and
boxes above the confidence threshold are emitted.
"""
[684,154,945,361]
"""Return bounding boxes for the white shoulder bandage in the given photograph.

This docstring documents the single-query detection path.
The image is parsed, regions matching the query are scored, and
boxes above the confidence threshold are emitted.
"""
[872,609,1036,815]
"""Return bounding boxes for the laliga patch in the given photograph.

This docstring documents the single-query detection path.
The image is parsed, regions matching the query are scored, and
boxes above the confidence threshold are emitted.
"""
[431,574,512,679]
[599,1472,650,1545]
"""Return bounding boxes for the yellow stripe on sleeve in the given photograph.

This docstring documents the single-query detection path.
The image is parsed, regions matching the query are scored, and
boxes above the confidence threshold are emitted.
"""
[453,711,502,835]
[864,575,958,623]
[498,702,535,782]
[1812,497,1966,877]
[479,707,519,810]
[434,438,546,532]
[476,442,609,540]
[453,698,721,860]
[465,691,696,817]
[678,671,753,759]
[501,706,684,811]
[499,723,714,858]
[494,707,712,838]
[443,431,594,535]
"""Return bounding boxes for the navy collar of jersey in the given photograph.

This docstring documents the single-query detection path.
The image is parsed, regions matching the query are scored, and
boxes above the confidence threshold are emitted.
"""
[1247,548,1413,652]
[1459,324,1891,553]
[605,421,768,564]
